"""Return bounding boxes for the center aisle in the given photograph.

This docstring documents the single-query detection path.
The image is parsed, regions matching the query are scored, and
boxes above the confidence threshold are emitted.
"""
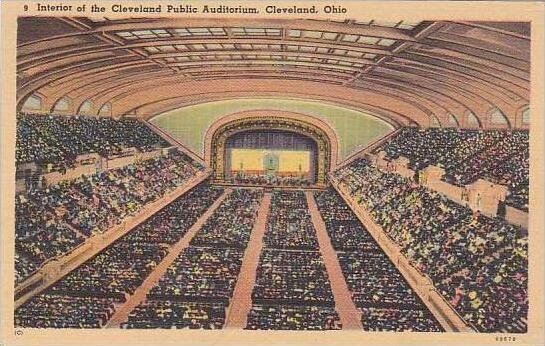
[305,191,363,330]
[224,193,272,328]
[106,189,233,327]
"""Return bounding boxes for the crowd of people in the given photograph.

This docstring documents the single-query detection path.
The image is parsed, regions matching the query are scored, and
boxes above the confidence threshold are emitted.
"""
[338,251,424,309]
[448,131,528,187]
[123,183,224,245]
[378,128,502,171]
[15,253,39,284]
[246,304,341,330]
[14,294,117,328]
[263,191,319,250]
[314,189,381,252]
[16,225,86,276]
[376,128,529,210]
[315,188,442,331]
[228,174,311,187]
[359,308,441,332]
[191,189,264,249]
[15,150,200,284]
[14,181,224,328]
[252,249,336,307]
[122,301,226,329]
[505,184,529,212]
[16,220,170,327]
[123,188,263,329]
[147,247,244,303]
[247,190,341,330]
[334,158,528,332]
[49,241,169,301]
[16,113,170,166]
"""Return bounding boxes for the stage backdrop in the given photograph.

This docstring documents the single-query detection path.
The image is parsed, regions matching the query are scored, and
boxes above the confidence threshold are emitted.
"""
[229,148,311,177]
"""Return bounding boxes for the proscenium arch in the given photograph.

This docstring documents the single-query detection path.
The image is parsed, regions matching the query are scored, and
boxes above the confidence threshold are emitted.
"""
[204,110,340,186]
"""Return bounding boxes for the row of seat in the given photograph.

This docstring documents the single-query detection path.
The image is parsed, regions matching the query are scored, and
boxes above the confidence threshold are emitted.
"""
[314,188,442,332]
[15,150,200,284]
[334,158,528,332]
[14,182,225,328]
[16,113,169,166]
[247,190,341,330]
[376,128,529,210]
[122,188,264,329]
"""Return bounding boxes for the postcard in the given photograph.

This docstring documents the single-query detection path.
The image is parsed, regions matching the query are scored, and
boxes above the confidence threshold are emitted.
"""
[1,1,543,345]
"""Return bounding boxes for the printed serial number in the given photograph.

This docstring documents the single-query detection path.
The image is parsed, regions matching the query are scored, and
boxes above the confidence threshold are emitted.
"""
[496,336,517,342]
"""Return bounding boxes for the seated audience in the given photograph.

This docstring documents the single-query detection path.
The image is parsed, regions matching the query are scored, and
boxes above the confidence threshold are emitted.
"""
[191,189,263,249]
[360,307,442,332]
[15,294,117,328]
[16,113,170,167]
[246,304,341,330]
[15,181,221,328]
[229,173,311,187]
[49,241,169,301]
[148,247,244,303]
[123,187,262,329]
[124,184,224,245]
[15,253,38,284]
[252,249,335,307]
[375,128,529,209]
[315,188,442,332]
[263,191,319,250]
[247,190,340,330]
[14,150,200,283]
[315,189,379,252]
[122,301,225,329]
[334,158,528,333]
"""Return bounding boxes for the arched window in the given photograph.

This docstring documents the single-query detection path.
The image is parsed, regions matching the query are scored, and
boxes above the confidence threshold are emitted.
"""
[522,107,530,124]
[78,100,93,115]
[466,110,480,127]
[430,115,441,127]
[98,103,112,116]
[447,113,459,127]
[489,108,508,125]
[21,94,42,111]
[52,96,71,112]
[53,96,71,112]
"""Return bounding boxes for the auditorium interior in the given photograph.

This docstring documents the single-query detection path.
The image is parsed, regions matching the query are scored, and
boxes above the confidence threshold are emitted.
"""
[13,17,530,333]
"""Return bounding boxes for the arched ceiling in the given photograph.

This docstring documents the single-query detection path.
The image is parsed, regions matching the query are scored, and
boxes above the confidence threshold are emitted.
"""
[17,17,530,128]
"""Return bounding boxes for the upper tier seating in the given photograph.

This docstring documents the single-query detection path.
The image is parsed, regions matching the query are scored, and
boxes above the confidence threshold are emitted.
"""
[16,113,170,166]
[376,128,529,210]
